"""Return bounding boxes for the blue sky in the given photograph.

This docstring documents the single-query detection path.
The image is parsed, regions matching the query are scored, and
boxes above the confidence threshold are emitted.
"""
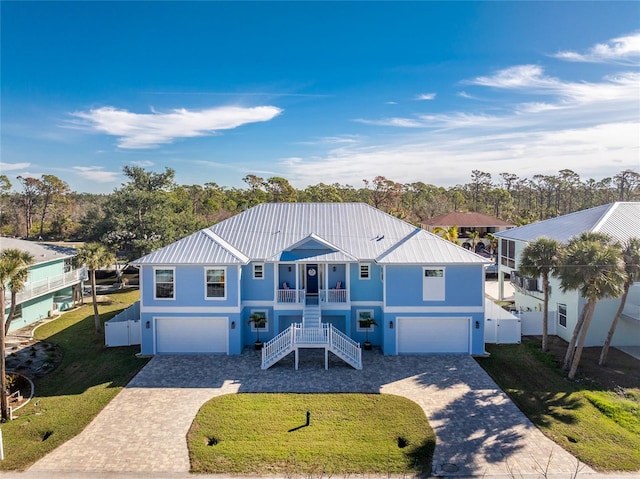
[1,1,639,194]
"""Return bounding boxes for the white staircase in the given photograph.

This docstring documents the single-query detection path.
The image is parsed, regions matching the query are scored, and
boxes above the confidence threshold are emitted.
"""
[261,302,362,370]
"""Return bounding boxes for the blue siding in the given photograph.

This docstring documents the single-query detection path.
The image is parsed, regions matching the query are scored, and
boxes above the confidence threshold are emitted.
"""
[385,265,484,307]
[241,262,274,301]
[350,263,383,301]
[141,265,240,307]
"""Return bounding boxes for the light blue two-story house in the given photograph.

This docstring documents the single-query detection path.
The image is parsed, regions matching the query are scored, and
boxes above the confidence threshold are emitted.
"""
[1,237,83,331]
[132,203,491,369]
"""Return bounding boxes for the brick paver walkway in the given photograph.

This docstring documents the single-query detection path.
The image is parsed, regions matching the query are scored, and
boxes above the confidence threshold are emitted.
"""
[30,350,594,477]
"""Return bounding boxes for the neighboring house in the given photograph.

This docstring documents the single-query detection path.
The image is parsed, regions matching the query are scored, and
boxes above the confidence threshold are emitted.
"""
[495,202,640,348]
[132,203,491,366]
[425,211,514,249]
[1,237,84,331]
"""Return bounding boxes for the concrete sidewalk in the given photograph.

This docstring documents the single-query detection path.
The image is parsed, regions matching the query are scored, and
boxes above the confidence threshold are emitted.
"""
[27,351,596,477]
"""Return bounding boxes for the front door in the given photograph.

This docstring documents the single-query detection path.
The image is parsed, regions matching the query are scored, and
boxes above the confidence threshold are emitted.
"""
[306,264,319,295]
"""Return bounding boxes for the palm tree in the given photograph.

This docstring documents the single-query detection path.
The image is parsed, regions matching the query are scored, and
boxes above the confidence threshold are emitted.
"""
[75,243,115,334]
[599,237,640,366]
[518,238,562,352]
[0,248,34,421]
[556,232,626,379]
[468,230,481,251]
[433,225,459,244]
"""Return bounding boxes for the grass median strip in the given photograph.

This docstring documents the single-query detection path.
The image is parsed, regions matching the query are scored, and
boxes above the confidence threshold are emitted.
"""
[0,289,148,471]
[188,393,435,475]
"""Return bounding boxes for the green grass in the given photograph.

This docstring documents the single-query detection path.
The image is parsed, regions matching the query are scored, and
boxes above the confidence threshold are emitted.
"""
[0,289,148,470]
[188,393,435,475]
[476,340,640,471]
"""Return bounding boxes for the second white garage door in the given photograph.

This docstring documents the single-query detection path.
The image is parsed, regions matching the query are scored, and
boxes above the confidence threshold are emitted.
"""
[397,317,470,354]
[156,317,228,354]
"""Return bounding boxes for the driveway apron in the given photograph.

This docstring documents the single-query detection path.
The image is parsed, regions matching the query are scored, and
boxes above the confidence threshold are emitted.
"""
[30,350,594,476]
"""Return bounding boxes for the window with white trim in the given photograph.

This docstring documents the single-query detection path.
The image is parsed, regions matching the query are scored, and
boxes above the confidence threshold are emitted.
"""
[249,310,268,331]
[356,310,376,332]
[253,263,264,279]
[558,304,567,328]
[359,264,370,280]
[205,268,226,299]
[422,267,445,301]
[154,268,175,299]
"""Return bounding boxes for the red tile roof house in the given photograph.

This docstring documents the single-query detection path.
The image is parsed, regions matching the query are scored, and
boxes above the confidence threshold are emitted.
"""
[122,203,493,369]
[424,212,514,248]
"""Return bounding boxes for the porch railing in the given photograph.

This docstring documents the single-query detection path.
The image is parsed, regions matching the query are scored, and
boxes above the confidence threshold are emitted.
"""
[277,288,305,303]
[277,288,348,304]
[7,269,83,306]
[320,289,347,303]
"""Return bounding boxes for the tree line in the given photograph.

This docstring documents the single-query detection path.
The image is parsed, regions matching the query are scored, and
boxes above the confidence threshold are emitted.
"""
[1,166,638,260]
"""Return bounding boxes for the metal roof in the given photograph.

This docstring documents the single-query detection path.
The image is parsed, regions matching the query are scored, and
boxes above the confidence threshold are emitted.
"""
[0,237,77,265]
[376,229,491,265]
[495,202,640,244]
[134,203,488,266]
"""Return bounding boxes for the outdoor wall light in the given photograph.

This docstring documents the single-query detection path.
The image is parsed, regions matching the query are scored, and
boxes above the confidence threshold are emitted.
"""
[389,321,394,329]
[333,266,336,272]
[145,321,150,329]
[231,321,236,329]
[475,320,480,329]
[288,266,292,272]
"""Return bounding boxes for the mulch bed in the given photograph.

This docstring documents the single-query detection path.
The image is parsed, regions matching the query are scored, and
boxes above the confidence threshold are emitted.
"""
[539,335,640,390]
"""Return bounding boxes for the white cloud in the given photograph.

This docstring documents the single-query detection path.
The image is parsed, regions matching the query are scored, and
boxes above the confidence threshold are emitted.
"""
[355,117,424,128]
[73,166,119,183]
[415,93,437,101]
[283,121,639,189]
[131,160,155,167]
[553,32,640,65]
[385,101,398,105]
[0,162,31,171]
[69,105,283,149]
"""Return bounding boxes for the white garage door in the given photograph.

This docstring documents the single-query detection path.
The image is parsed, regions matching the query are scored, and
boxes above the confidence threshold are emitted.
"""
[156,317,228,354]
[397,317,470,354]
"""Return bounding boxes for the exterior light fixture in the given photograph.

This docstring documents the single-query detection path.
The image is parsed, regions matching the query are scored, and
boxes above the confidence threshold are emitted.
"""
[231,321,236,329]
[389,321,393,329]
[475,320,480,329]
[145,321,150,329]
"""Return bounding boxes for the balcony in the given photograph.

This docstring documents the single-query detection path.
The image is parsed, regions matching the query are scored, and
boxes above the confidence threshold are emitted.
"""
[276,288,349,305]
[7,269,84,306]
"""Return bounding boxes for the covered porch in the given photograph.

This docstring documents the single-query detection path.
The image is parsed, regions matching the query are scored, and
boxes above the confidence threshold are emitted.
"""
[276,262,349,305]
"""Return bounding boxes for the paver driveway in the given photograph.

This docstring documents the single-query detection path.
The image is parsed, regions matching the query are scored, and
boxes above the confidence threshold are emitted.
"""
[30,349,593,477]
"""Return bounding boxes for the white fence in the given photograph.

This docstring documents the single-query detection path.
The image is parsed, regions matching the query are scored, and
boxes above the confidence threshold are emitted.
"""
[105,301,141,347]
[484,299,521,344]
[520,311,557,336]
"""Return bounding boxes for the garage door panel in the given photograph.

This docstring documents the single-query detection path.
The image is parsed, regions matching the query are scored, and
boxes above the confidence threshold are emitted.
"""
[398,317,469,354]
[156,317,227,354]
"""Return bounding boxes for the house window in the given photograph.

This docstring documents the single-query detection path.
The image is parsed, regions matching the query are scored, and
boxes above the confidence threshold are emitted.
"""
[249,310,268,331]
[558,304,567,328]
[154,268,175,299]
[356,310,375,332]
[253,263,264,279]
[423,267,445,301]
[64,258,73,273]
[359,264,370,280]
[500,239,516,268]
[13,304,23,320]
[205,268,226,299]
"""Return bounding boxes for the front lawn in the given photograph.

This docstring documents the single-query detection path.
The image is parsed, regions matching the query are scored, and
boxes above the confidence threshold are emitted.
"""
[188,393,435,475]
[476,339,640,471]
[0,289,148,470]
